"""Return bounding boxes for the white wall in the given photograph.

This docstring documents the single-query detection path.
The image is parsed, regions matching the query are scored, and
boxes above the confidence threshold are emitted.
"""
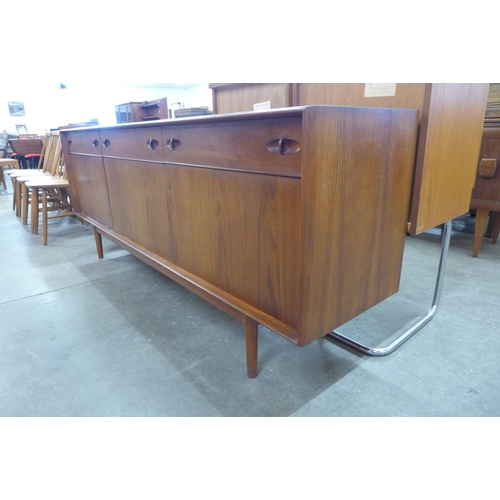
[0,83,213,135]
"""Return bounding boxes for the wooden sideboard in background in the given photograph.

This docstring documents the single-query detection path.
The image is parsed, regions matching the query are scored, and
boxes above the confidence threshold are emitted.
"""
[470,126,500,256]
[210,83,489,236]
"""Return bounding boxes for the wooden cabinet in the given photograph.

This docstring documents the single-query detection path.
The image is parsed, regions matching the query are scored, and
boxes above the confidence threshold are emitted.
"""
[210,83,293,114]
[211,83,489,235]
[115,102,142,124]
[115,98,168,123]
[138,98,168,121]
[61,106,418,376]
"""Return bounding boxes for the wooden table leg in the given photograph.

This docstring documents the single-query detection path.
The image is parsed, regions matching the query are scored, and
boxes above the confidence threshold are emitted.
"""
[94,227,104,259]
[244,316,259,378]
[473,209,489,257]
[491,212,500,244]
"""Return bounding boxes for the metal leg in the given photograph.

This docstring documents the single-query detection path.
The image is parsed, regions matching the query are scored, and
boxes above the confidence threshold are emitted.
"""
[324,220,452,356]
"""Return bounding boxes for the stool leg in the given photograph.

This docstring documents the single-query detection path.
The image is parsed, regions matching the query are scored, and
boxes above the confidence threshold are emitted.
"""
[473,209,489,257]
[491,212,500,244]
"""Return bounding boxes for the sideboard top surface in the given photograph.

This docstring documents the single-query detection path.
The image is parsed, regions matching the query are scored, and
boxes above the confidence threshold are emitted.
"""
[60,105,417,134]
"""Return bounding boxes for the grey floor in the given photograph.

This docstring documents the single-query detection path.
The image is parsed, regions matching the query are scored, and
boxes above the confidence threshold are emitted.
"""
[1,180,499,417]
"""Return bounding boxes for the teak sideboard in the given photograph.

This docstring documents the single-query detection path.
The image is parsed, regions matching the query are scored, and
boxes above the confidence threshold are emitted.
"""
[61,106,418,377]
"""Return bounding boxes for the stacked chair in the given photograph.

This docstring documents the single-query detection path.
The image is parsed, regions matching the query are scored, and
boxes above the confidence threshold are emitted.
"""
[0,157,19,190]
[6,134,50,216]
[0,130,18,190]
[7,131,74,245]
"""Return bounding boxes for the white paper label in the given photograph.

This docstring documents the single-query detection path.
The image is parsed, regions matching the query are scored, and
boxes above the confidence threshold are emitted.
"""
[253,101,271,111]
[364,83,397,97]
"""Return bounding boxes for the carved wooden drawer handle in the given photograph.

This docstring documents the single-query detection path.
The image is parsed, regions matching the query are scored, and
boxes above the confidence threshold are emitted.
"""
[167,138,181,150]
[147,139,159,150]
[103,139,110,148]
[267,137,300,156]
[92,139,100,147]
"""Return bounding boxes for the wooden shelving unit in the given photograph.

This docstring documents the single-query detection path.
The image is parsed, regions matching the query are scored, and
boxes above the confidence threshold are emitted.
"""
[139,98,168,121]
[115,98,169,123]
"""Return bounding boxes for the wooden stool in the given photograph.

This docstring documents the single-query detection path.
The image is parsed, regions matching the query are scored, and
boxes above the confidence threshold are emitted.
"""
[0,157,20,190]
[472,210,500,257]
[470,127,500,257]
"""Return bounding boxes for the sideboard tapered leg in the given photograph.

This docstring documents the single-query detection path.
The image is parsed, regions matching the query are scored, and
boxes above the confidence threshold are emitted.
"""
[94,228,104,259]
[473,209,488,257]
[245,316,259,378]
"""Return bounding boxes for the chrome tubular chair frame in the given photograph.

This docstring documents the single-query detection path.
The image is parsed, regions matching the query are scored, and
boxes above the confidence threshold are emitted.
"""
[324,220,452,356]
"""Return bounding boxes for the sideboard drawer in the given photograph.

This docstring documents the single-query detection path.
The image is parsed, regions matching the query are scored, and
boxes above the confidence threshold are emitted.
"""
[65,130,102,155]
[100,126,164,162]
[161,117,302,177]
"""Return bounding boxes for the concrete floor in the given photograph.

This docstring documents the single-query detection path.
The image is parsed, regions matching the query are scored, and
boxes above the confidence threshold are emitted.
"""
[1,180,499,417]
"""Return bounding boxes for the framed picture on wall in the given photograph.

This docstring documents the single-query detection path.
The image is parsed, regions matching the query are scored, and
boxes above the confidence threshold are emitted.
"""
[8,102,25,116]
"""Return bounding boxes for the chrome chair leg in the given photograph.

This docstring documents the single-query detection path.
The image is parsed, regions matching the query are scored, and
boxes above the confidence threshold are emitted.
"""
[323,220,452,356]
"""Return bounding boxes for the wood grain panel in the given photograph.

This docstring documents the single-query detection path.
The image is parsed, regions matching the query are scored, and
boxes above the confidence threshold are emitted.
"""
[298,106,418,344]
[296,83,427,120]
[100,126,164,161]
[166,166,301,330]
[161,117,302,177]
[409,83,489,234]
[103,158,174,259]
[66,154,113,227]
[211,83,292,114]
[65,130,102,155]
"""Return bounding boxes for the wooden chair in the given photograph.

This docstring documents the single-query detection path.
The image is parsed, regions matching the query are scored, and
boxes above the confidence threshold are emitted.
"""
[0,130,14,189]
[19,134,64,226]
[0,158,20,190]
[7,134,54,218]
[24,133,74,245]
[7,137,46,217]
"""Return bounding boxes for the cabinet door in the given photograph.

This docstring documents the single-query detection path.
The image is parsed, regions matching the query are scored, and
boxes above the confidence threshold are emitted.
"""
[65,154,113,227]
[103,158,174,259]
[166,165,301,330]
